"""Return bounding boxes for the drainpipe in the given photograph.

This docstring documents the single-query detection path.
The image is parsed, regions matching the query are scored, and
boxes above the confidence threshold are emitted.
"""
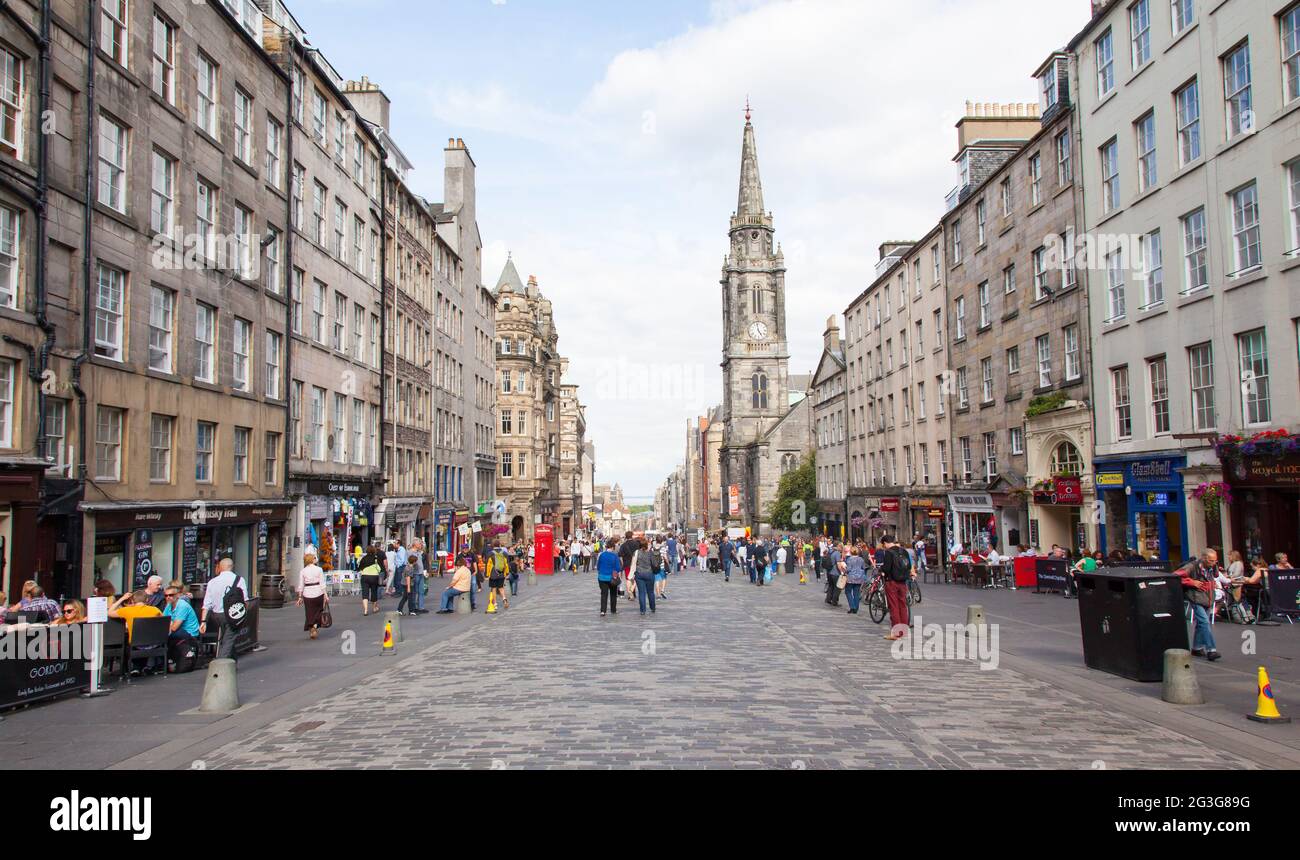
[70,0,100,597]
[0,0,54,456]
[281,48,294,494]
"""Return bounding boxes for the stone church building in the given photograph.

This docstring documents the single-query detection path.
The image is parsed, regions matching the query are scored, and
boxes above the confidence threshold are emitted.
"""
[718,111,812,531]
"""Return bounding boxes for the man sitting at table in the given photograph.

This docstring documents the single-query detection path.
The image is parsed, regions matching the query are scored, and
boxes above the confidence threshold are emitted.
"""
[141,575,167,609]
[11,583,61,623]
[162,585,201,672]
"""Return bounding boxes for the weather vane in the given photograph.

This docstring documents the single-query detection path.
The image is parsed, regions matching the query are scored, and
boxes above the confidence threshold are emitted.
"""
[745,97,752,122]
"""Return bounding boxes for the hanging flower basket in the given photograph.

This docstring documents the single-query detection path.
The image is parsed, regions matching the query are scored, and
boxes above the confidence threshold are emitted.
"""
[1191,482,1233,519]
[1215,429,1300,464]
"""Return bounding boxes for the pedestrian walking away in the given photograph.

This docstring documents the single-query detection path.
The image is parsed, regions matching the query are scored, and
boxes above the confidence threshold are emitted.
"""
[597,539,622,617]
[199,558,248,660]
[296,551,329,639]
[633,538,659,615]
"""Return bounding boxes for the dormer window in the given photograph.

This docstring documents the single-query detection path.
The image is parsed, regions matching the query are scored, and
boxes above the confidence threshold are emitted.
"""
[959,151,971,188]
[1040,62,1058,111]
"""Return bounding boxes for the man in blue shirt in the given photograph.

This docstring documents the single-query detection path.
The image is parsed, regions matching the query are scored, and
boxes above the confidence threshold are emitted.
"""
[721,537,735,582]
[666,536,679,572]
[596,539,623,617]
[163,584,201,672]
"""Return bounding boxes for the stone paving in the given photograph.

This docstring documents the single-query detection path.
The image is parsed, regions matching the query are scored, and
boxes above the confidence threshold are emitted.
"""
[199,568,1257,769]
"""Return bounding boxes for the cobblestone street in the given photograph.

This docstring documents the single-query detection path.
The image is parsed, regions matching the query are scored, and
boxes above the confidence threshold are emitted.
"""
[196,570,1261,769]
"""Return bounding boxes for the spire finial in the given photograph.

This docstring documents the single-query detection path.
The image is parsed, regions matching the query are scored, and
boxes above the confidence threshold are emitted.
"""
[744,97,752,123]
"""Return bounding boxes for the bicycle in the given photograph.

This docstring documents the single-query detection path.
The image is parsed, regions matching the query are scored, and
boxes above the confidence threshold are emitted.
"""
[908,576,922,605]
[864,573,888,623]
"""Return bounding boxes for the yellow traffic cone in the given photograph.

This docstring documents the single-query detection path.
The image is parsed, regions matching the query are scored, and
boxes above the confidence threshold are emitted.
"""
[487,590,497,615]
[1248,667,1291,723]
[381,620,394,656]
[799,569,807,585]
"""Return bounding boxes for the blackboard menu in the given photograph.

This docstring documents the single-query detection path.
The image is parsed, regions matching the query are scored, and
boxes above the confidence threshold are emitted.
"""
[133,530,153,589]
[181,526,199,585]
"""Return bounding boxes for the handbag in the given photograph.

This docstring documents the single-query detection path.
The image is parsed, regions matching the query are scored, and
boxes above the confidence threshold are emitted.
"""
[836,573,848,590]
[319,607,334,629]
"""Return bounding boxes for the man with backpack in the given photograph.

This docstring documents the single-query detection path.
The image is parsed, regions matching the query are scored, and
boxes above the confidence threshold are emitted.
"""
[879,536,913,640]
[487,543,512,610]
[199,557,248,660]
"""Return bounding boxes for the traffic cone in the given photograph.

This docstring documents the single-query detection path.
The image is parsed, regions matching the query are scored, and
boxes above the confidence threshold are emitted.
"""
[1248,667,1291,723]
[487,590,497,615]
[381,620,394,656]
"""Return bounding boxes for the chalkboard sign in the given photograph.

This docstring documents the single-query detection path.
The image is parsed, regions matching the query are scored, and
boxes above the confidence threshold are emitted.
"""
[133,530,153,589]
[1268,570,1300,619]
[1035,558,1070,593]
[181,526,199,585]
[0,629,91,708]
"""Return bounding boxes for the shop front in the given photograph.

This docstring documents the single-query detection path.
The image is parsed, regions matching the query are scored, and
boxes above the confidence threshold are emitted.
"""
[947,492,996,554]
[1094,455,1188,565]
[295,479,376,574]
[376,497,424,546]
[1223,454,1300,566]
[906,497,946,569]
[1029,476,1089,554]
[83,501,291,597]
[0,458,51,597]
[817,501,844,539]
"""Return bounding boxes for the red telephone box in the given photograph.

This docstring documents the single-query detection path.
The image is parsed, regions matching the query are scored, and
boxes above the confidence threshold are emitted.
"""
[534,525,554,576]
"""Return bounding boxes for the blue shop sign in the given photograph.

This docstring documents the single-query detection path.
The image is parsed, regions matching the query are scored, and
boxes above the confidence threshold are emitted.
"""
[1095,455,1186,490]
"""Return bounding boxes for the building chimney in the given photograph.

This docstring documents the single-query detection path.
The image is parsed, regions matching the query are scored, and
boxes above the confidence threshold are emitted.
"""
[823,315,841,353]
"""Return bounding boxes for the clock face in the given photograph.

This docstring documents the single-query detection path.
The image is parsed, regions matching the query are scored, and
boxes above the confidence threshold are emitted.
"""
[748,321,770,341]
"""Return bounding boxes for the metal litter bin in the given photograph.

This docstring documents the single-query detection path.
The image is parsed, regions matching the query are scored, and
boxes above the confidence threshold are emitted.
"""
[1076,568,1185,682]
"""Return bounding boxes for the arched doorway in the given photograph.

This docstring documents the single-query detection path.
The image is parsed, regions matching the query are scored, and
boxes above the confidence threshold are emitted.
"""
[511,515,525,543]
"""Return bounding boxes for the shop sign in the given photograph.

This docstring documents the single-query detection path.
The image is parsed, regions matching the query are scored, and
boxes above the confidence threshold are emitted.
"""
[728,485,740,517]
[1034,477,1083,506]
[1141,492,1176,508]
[910,498,933,508]
[948,493,994,513]
[927,509,945,519]
[1096,473,1124,487]
[1234,455,1300,487]
[305,480,371,496]
[133,530,153,589]
[256,520,269,575]
[880,498,901,513]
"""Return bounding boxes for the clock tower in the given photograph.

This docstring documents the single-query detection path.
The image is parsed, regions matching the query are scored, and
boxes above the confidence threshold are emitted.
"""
[719,107,790,527]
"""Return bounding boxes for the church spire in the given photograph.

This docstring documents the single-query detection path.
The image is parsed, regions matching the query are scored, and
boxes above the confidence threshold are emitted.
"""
[736,106,765,221]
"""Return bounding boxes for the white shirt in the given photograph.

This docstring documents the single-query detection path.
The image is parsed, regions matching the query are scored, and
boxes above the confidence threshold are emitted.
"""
[298,564,326,600]
[201,571,247,617]
[777,547,787,564]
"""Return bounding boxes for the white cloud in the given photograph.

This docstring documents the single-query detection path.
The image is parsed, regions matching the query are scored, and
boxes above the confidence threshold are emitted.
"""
[441,0,1085,500]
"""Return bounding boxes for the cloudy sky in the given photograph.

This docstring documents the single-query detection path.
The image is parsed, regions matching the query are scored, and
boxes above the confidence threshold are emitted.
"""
[293,0,1086,503]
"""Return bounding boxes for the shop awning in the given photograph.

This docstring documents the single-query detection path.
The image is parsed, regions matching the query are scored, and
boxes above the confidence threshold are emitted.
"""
[948,493,994,513]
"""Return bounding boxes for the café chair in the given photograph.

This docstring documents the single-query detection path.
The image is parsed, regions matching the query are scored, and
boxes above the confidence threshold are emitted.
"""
[953,561,972,586]
[100,619,127,678]
[124,617,170,683]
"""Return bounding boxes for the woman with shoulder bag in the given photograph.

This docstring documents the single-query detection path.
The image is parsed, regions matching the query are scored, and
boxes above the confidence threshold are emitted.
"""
[633,538,659,616]
[358,542,385,617]
[296,552,329,640]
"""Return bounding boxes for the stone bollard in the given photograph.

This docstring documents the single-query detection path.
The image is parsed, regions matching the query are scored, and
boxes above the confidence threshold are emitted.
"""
[455,591,471,615]
[199,658,239,713]
[1162,649,1205,705]
[528,570,536,586]
[965,605,986,627]
[384,611,404,643]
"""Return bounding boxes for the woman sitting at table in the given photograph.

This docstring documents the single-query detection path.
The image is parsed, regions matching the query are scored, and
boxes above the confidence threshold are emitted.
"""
[51,600,86,626]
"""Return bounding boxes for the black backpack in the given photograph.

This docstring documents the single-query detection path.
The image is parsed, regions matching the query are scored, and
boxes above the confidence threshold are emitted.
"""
[888,547,912,582]
[222,575,249,629]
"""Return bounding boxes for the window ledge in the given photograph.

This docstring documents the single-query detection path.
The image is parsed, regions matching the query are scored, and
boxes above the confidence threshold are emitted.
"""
[1101,319,1130,335]
[1164,22,1198,55]
[1002,309,1019,323]
[1053,181,1074,200]
[1131,184,1161,207]
[1224,268,1266,292]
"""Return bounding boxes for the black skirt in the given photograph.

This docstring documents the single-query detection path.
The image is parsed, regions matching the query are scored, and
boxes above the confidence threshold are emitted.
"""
[303,595,326,631]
